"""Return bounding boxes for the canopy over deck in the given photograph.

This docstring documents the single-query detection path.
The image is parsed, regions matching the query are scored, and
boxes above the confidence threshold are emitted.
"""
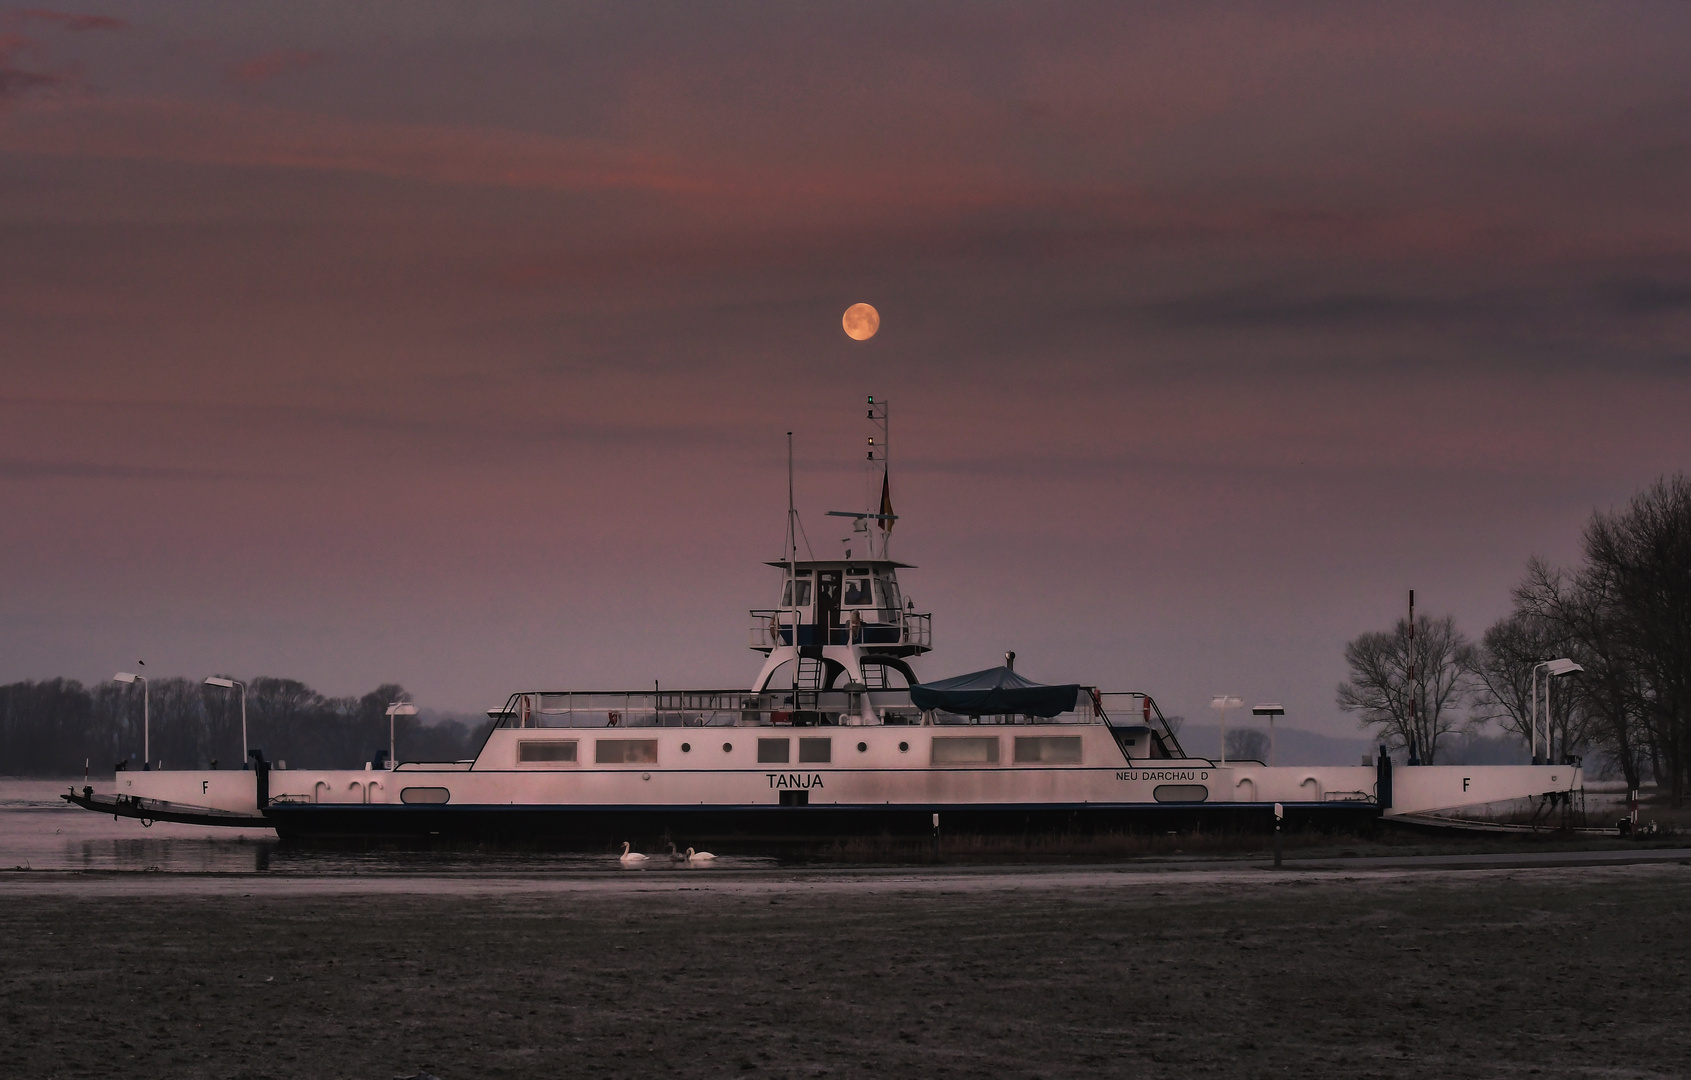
[910,666,1080,718]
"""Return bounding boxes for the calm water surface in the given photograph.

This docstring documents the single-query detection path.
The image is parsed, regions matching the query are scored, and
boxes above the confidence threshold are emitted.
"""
[0,778,771,874]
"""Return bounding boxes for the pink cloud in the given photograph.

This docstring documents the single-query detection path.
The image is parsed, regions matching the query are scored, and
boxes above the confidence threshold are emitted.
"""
[225,49,320,87]
[10,9,126,32]
[0,32,60,107]
[0,98,719,196]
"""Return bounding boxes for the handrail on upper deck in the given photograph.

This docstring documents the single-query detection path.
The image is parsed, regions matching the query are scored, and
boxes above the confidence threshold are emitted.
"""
[749,608,931,650]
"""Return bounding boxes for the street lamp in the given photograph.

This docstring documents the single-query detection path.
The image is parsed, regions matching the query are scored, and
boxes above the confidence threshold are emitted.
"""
[204,677,247,766]
[113,671,148,769]
[1530,658,1583,764]
[1211,695,1242,764]
[386,701,417,770]
[1253,703,1285,766]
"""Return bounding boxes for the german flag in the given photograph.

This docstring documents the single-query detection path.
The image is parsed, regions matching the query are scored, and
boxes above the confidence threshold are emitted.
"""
[879,471,894,533]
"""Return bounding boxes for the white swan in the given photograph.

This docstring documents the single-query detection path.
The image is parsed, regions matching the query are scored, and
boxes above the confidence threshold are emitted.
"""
[619,841,649,866]
[686,847,717,863]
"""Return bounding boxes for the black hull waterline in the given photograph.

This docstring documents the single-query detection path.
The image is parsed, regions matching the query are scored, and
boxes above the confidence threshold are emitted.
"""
[260,800,1381,850]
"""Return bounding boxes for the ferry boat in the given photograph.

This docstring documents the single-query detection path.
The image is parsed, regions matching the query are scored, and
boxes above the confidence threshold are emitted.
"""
[67,399,1582,849]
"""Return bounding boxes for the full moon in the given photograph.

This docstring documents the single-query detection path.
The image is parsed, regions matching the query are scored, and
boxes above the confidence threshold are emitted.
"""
[842,303,880,341]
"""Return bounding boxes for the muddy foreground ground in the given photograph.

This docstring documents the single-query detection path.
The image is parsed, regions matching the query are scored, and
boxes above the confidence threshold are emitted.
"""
[3,862,1688,1080]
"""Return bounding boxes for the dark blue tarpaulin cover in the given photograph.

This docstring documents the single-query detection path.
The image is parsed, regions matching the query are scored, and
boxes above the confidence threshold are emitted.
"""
[910,666,1080,718]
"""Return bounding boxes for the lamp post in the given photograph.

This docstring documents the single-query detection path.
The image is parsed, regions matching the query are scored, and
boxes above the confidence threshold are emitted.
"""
[1530,658,1583,764]
[1211,695,1242,764]
[113,672,148,769]
[1253,703,1285,766]
[203,677,247,766]
[386,702,417,770]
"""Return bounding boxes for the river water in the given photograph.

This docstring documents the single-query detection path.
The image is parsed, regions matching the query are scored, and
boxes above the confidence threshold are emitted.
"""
[0,777,765,874]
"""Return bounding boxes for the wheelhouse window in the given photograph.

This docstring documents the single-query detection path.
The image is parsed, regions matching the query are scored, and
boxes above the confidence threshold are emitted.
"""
[780,579,813,607]
[758,738,790,763]
[595,739,658,765]
[1013,737,1082,764]
[876,575,901,612]
[798,737,831,763]
[843,577,872,605]
[518,740,578,764]
[931,737,1000,765]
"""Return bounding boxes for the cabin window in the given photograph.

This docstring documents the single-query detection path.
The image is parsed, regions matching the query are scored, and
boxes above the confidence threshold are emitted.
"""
[757,738,790,763]
[843,578,872,605]
[595,739,658,764]
[780,579,813,607]
[518,740,578,764]
[798,737,831,763]
[1013,737,1082,764]
[931,737,1000,765]
[400,787,450,804]
[1153,784,1209,803]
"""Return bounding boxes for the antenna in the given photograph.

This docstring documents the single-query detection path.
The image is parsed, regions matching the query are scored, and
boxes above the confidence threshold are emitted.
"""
[870,396,890,559]
[788,431,797,648]
[830,396,896,559]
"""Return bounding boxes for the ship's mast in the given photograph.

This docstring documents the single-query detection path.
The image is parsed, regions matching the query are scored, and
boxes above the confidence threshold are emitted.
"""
[828,395,897,558]
[865,398,892,567]
[787,431,798,649]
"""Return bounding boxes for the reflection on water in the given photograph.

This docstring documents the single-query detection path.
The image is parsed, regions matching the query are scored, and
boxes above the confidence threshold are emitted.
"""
[0,779,773,874]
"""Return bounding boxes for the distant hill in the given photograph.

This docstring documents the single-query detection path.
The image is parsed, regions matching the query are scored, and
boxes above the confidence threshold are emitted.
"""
[1169,723,1534,766]
[1169,723,1374,766]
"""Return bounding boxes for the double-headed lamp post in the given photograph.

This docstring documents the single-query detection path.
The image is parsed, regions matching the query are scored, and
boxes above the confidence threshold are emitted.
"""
[203,677,247,766]
[1211,695,1242,764]
[113,672,148,769]
[386,702,417,770]
[1530,658,1583,765]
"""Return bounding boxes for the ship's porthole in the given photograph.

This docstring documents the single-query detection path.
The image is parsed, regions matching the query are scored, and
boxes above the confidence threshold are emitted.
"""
[857,742,867,753]
[642,772,651,781]
[681,743,691,753]
[722,742,733,753]
[898,741,909,753]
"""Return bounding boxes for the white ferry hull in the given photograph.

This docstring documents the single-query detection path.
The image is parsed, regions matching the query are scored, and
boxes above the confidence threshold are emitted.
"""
[75,724,1581,850]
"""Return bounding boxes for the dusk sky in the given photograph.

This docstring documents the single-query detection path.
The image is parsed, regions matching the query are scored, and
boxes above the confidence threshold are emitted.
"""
[4,3,1690,736]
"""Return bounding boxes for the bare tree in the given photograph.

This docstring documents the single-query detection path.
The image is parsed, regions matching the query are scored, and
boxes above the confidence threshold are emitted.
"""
[1337,613,1476,764]
[1582,476,1691,804]
[1514,558,1648,787]
[1471,608,1592,763]
[1225,727,1269,762]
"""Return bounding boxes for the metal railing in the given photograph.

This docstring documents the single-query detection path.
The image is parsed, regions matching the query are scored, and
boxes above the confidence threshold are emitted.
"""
[1095,692,1189,758]
[487,685,1170,733]
[749,609,931,650]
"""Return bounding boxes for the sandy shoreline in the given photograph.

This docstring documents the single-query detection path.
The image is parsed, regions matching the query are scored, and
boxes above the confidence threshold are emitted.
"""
[5,860,1688,1079]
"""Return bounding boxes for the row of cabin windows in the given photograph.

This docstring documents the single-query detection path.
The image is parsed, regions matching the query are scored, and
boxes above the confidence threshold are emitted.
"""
[779,574,900,610]
[516,735,1083,766]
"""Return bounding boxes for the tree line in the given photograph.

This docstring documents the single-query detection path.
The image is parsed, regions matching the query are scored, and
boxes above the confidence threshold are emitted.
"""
[1338,475,1691,803]
[0,676,491,776]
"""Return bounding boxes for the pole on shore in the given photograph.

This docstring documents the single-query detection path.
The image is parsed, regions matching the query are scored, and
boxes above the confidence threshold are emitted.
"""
[1273,802,1284,868]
